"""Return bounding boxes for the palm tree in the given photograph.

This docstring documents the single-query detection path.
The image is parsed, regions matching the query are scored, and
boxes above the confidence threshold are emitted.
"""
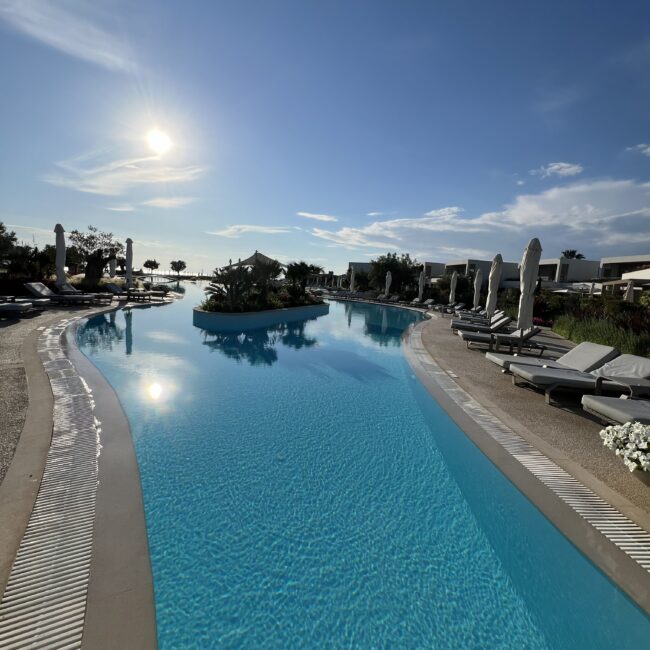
[251,259,283,303]
[561,249,585,259]
[206,261,252,310]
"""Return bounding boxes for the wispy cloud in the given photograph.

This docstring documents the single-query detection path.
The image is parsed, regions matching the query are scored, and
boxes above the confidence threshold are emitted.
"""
[296,211,338,222]
[309,179,650,260]
[206,225,292,238]
[0,0,135,71]
[534,87,582,114]
[106,204,136,212]
[141,196,196,209]
[366,211,383,217]
[530,162,584,178]
[6,224,54,236]
[626,143,650,157]
[44,151,207,196]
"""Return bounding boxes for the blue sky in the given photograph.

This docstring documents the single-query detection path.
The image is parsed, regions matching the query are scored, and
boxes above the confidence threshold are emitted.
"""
[1,0,650,273]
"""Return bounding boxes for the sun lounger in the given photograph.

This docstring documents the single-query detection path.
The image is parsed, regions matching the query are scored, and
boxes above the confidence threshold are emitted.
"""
[451,315,512,334]
[581,395,650,425]
[0,302,35,316]
[455,309,503,323]
[433,301,460,313]
[104,283,162,302]
[485,341,619,373]
[459,327,543,353]
[510,353,650,405]
[25,282,112,305]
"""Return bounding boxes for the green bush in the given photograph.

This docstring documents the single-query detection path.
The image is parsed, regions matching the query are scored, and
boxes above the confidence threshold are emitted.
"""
[553,316,650,356]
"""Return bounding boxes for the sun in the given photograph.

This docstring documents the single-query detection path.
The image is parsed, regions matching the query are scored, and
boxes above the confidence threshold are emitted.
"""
[146,129,172,155]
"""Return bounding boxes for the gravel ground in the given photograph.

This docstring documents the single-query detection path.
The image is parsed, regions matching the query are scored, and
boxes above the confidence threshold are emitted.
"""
[420,312,650,518]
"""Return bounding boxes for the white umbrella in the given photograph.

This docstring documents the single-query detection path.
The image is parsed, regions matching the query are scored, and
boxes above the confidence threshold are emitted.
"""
[517,237,543,330]
[125,238,133,288]
[473,268,483,310]
[449,271,458,304]
[485,254,503,318]
[623,280,635,303]
[350,265,356,292]
[54,223,66,289]
[385,271,392,296]
[109,258,116,278]
[418,268,425,302]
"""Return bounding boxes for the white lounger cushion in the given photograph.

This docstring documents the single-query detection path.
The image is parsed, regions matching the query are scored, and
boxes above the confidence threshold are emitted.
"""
[582,395,650,425]
[591,354,650,380]
[485,341,618,372]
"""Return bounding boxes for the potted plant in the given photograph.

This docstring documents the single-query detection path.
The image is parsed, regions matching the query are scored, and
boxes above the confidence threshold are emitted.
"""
[600,421,650,484]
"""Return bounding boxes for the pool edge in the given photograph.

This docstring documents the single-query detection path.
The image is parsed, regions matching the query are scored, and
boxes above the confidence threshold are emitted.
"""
[65,316,158,650]
[403,319,650,616]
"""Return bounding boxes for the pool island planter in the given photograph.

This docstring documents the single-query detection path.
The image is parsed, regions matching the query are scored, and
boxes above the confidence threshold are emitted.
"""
[193,302,330,332]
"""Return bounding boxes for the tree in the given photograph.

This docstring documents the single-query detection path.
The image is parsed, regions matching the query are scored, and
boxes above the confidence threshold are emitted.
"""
[205,261,252,311]
[0,222,17,264]
[68,226,124,286]
[369,252,419,292]
[285,261,322,290]
[561,249,585,259]
[250,258,283,303]
[143,259,160,278]
[170,260,187,277]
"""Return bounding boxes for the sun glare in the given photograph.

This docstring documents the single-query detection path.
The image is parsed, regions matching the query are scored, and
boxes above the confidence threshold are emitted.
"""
[146,129,172,155]
[147,382,163,400]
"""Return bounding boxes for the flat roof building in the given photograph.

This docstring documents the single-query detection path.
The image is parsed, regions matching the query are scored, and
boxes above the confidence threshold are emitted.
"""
[444,259,519,286]
[600,254,650,279]
[347,262,372,274]
[538,258,600,283]
[423,262,446,278]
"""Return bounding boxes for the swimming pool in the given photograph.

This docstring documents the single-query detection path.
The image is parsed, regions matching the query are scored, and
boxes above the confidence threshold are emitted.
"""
[77,284,650,648]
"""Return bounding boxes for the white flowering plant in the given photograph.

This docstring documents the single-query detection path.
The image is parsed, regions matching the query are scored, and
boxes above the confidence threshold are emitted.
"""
[600,421,650,473]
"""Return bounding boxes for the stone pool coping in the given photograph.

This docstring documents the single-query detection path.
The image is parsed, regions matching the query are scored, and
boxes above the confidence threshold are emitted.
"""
[0,303,161,648]
[403,319,650,615]
[193,301,330,331]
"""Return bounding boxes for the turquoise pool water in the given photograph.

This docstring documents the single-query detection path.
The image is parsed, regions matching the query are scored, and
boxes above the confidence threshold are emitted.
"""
[77,284,650,648]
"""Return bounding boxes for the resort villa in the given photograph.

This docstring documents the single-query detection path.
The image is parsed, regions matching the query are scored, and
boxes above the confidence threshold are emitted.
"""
[4,2,650,647]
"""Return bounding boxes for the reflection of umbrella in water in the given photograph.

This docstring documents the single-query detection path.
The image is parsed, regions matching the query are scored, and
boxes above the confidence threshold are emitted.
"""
[381,309,388,334]
[124,309,133,355]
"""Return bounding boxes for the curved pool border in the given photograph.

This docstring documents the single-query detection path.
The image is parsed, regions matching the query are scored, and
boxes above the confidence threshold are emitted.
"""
[0,304,158,649]
[193,302,330,332]
[403,318,650,614]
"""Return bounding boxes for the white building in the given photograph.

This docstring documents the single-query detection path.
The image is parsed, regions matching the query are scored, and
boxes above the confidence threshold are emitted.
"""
[600,254,650,280]
[537,257,600,283]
